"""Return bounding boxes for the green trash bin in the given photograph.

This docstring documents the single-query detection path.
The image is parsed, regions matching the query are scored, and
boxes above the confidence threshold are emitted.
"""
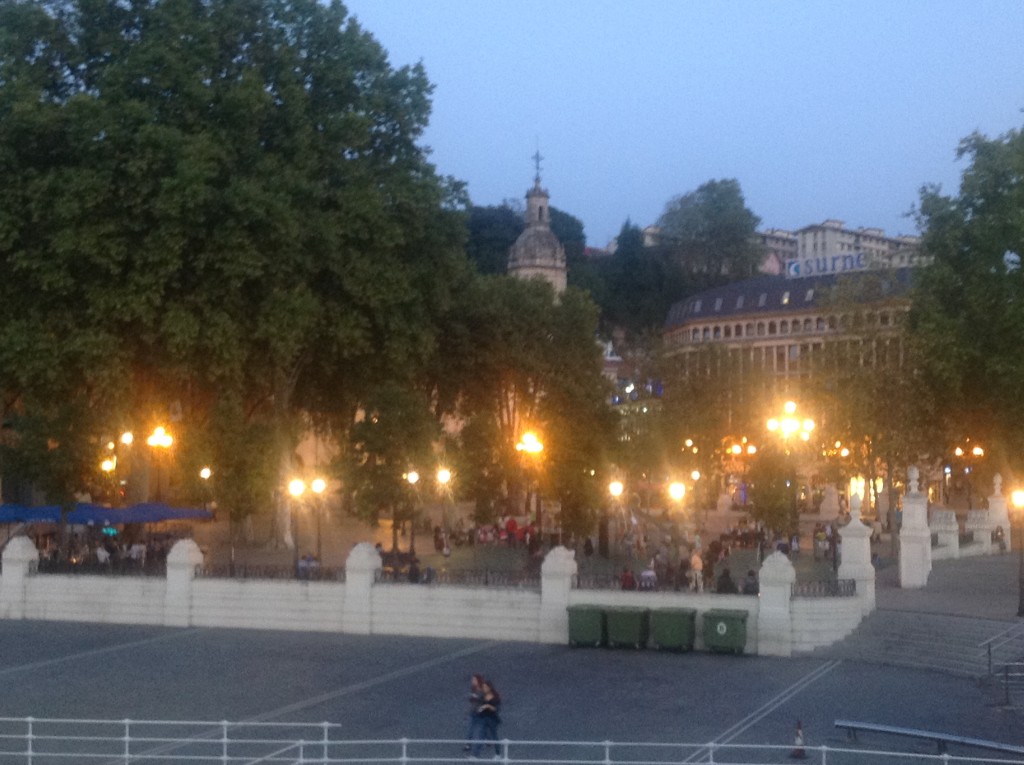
[651,607,697,652]
[604,606,650,649]
[702,609,748,654]
[567,605,605,647]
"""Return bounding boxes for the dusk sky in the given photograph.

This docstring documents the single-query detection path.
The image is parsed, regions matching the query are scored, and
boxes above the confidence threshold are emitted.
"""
[347,1,1024,249]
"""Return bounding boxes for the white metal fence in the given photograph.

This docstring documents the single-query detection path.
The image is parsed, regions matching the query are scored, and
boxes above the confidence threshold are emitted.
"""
[0,718,1022,765]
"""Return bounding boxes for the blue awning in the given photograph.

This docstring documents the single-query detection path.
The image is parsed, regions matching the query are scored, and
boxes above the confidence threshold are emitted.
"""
[0,502,212,525]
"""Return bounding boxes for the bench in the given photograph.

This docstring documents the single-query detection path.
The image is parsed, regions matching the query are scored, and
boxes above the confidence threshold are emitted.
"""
[835,719,1024,756]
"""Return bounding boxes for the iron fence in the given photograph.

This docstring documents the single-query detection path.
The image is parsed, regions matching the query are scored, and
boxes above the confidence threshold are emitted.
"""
[196,564,345,582]
[31,559,167,577]
[791,578,857,597]
[0,718,1020,765]
[375,568,540,589]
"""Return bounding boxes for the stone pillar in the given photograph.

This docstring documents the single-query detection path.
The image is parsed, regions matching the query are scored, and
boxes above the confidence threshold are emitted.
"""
[987,474,1012,553]
[342,543,380,635]
[899,465,932,588]
[163,539,204,627]
[0,536,38,620]
[539,546,577,644]
[838,493,875,614]
[756,551,795,657]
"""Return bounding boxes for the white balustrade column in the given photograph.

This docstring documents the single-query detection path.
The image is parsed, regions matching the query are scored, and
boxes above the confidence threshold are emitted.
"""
[838,493,875,614]
[163,539,204,627]
[988,474,1011,553]
[342,543,380,635]
[0,536,38,619]
[756,551,795,657]
[899,465,932,588]
[540,546,577,644]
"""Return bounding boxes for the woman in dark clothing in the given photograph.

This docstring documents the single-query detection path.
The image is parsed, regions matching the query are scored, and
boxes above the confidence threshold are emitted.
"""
[471,680,502,757]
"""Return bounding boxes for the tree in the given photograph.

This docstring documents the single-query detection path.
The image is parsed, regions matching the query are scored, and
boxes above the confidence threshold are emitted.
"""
[0,0,468,537]
[432,275,614,534]
[657,179,763,281]
[465,205,522,275]
[909,125,1024,477]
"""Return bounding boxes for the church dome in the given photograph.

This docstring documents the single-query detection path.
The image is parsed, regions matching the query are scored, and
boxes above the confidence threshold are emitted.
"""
[507,171,567,293]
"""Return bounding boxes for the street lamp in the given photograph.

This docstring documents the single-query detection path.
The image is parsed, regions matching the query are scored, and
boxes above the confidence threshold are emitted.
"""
[146,426,173,502]
[288,478,306,572]
[1012,490,1024,617]
[516,431,544,545]
[604,480,624,558]
[406,470,421,555]
[436,468,453,539]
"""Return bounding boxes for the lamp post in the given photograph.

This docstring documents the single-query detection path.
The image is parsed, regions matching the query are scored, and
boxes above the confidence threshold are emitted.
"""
[607,480,624,558]
[311,477,326,563]
[1012,490,1024,617]
[288,478,306,573]
[950,443,985,509]
[437,467,453,545]
[145,426,173,502]
[765,400,815,530]
[406,470,420,556]
[516,431,544,546]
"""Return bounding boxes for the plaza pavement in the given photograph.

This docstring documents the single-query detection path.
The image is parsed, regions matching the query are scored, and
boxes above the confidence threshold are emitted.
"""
[1,543,1023,760]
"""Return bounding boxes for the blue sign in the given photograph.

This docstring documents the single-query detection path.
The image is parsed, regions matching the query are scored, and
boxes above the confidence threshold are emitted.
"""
[785,251,868,279]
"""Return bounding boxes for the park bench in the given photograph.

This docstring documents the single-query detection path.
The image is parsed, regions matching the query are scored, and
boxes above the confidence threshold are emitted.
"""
[834,719,1024,755]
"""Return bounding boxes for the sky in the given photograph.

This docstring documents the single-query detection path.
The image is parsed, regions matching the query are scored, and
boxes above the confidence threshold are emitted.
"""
[346,1,1024,249]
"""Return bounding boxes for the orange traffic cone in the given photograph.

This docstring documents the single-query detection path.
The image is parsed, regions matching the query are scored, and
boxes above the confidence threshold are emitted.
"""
[790,720,806,759]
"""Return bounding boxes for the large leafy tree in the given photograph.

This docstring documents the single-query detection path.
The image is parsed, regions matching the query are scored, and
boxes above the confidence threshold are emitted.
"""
[657,179,763,280]
[910,125,1024,478]
[0,0,467,532]
[433,275,614,536]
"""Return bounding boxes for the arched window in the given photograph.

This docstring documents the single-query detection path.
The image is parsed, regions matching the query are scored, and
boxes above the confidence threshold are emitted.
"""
[803,318,812,332]
[724,326,732,338]
[702,327,710,340]
[745,322,754,336]
[757,322,766,336]
[768,321,777,335]
[713,326,722,339]
[816,317,825,331]
[780,320,789,334]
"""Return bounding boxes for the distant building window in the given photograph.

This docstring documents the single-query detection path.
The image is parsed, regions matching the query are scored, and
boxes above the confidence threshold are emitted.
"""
[714,297,723,311]
[691,329,699,341]
[780,321,789,335]
[693,300,702,313]
[758,293,767,307]
[702,327,710,340]
[781,291,790,305]
[745,322,754,336]
[803,318,812,332]
[816,317,825,331]
[757,322,766,336]
[724,326,732,338]
[736,295,744,309]
[805,289,814,302]
[768,321,777,335]
[735,324,743,337]
[713,326,721,339]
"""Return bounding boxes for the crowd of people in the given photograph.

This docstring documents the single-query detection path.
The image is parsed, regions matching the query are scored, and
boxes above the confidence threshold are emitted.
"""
[32,531,174,573]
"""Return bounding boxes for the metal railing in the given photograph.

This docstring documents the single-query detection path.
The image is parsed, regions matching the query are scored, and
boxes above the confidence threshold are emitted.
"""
[792,578,857,597]
[979,622,1024,674]
[31,559,167,577]
[996,662,1024,707]
[375,568,540,589]
[0,718,1020,765]
[196,564,345,582]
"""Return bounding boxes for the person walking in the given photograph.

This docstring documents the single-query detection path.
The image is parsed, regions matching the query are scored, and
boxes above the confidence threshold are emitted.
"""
[471,680,502,758]
[463,674,484,752]
[689,549,704,592]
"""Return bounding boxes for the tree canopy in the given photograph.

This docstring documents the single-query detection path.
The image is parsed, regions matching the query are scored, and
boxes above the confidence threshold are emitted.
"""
[656,179,762,280]
[0,0,468,518]
[909,125,1024,477]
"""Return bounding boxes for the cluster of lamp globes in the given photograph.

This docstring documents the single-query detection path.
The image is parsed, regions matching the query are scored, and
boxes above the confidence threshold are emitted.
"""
[100,427,214,484]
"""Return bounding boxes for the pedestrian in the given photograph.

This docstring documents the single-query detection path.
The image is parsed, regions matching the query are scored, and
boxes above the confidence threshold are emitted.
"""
[462,674,484,752]
[471,680,502,758]
[689,549,703,592]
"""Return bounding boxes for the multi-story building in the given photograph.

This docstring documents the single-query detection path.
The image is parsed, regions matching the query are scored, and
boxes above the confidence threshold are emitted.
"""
[789,220,921,277]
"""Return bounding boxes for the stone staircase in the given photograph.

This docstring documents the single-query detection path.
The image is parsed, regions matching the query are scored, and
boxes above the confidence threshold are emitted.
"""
[811,608,1024,679]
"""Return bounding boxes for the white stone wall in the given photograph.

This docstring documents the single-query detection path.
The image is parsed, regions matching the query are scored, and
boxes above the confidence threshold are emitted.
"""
[191,580,344,632]
[371,585,541,641]
[24,576,166,625]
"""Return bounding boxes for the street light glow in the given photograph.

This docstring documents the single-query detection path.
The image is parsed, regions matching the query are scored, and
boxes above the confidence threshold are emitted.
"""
[311,478,327,494]
[1012,490,1024,510]
[608,480,624,498]
[516,431,544,454]
[437,468,452,486]
[288,478,306,497]
[199,467,212,480]
[691,470,701,481]
[406,471,420,485]
[146,426,173,448]
[120,432,134,446]
[100,458,116,473]
[668,482,685,502]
